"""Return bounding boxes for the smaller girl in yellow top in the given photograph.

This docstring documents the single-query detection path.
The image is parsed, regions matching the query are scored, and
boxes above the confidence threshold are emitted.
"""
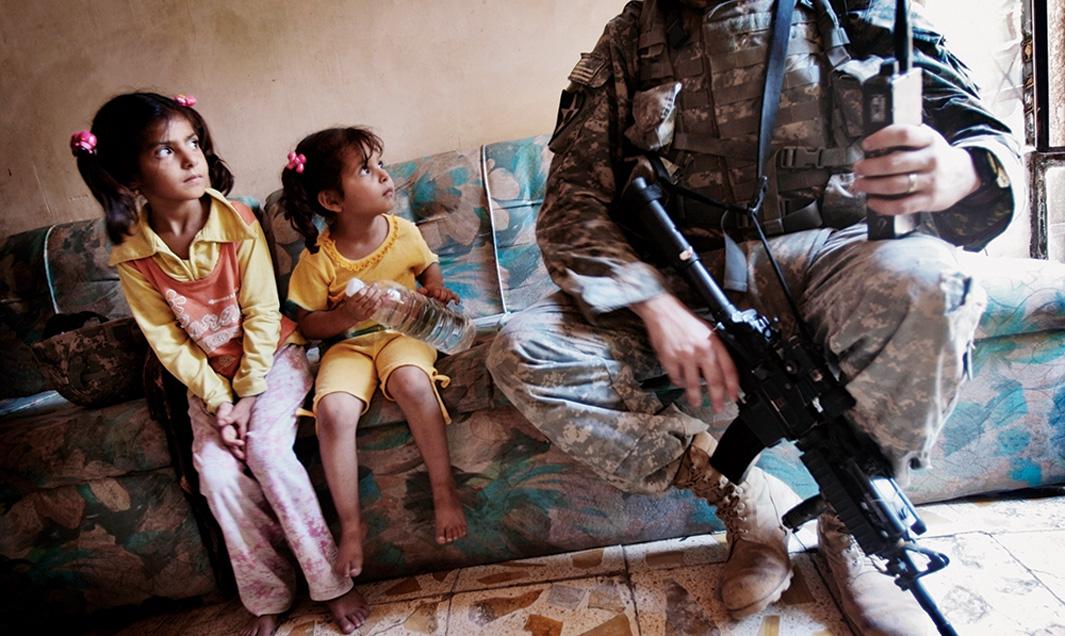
[73,93,367,636]
[281,127,468,578]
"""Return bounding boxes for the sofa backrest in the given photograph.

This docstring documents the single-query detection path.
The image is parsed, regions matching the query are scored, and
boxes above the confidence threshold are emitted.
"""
[261,134,558,327]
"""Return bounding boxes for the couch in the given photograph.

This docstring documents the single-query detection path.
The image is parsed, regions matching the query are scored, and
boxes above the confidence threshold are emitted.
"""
[2,133,1063,625]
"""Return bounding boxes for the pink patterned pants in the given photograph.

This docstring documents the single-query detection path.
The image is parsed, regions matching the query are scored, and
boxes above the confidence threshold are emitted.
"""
[188,345,352,616]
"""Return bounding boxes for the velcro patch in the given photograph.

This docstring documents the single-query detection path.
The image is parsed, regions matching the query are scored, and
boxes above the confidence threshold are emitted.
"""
[550,89,585,147]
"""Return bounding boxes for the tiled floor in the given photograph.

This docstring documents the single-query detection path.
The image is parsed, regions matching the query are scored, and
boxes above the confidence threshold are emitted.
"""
[96,488,1065,635]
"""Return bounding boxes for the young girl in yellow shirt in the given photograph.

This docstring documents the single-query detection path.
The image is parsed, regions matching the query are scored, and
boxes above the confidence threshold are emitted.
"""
[280,127,468,579]
[72,93,367,636]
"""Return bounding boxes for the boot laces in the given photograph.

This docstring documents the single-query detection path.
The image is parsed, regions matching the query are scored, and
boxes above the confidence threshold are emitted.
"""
[716,482,750,536]
[834,525,887,573]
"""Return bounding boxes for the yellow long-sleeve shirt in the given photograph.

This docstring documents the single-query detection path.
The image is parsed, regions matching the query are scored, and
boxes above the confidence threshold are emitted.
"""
[109,189,299,412]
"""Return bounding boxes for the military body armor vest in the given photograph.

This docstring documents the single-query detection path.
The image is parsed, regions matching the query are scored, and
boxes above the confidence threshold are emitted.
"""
[629,0,869,240]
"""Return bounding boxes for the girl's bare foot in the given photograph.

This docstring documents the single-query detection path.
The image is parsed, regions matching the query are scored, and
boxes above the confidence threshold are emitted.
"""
[432,486,468,544]
[238,613,278,636]
[325,587,371,634]
[337,523,366,577]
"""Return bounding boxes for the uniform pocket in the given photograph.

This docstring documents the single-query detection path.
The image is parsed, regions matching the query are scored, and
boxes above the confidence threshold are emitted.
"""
[625,81,682,151]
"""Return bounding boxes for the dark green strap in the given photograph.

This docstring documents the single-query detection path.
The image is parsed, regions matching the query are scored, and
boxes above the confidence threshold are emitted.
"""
[721,0,798,293]
[757,0,799,182]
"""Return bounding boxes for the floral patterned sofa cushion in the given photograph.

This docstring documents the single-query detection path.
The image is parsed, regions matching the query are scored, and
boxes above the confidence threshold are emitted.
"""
[909,254,1065,500]
[0,396,171,498]
[0,469,215,621]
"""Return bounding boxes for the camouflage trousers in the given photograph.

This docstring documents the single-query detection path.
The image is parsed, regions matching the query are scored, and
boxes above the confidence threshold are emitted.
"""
[188,345,353,615]
[486,224,987,494]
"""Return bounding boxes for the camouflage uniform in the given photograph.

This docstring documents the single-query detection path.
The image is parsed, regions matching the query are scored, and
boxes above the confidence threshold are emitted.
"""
[487,0,1024,492]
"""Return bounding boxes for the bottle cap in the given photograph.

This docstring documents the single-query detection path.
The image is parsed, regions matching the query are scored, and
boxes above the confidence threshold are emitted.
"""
[345,278,366,296]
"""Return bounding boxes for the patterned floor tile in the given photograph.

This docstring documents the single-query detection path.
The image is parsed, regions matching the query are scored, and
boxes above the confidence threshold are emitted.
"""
[811,532,1065,635]
[916,489,1065,537]
[630,554,853,635]
[452,546,626,593]
[625,526,817,576]
[276,594,449,636]
[622,532,730,574]
[446,575,637,635]
[113,599,241,636]
[995,530,1065,603]
[180,599,259,636]
[907,501,961,538]
[928,533,1065,634]
[358,568,459,603]
[104,614,177,636]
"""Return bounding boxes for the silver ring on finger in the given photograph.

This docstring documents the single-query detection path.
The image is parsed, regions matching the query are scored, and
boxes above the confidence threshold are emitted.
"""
[905,172,918,194]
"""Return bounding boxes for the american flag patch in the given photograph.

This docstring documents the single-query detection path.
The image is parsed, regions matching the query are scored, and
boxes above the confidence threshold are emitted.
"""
[568,53,607,87]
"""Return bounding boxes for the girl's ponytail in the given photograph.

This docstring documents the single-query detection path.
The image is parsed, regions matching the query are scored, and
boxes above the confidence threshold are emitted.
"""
[75,148,139,244]
[70,131,139,243]
[280,159,324,253]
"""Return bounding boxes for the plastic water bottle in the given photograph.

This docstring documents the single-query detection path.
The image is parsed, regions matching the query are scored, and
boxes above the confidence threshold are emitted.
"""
[345,278,476,354]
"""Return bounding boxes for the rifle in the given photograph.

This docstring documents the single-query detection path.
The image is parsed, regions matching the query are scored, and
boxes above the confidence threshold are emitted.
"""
[623,175,958,636]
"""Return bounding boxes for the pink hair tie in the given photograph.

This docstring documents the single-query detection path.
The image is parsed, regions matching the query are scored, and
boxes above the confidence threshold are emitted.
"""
[174,94,197,107]
[286,152,307,174]
[70,130,97,156]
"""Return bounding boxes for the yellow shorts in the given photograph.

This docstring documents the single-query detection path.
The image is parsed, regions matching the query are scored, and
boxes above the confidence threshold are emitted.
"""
[313,331,451,422]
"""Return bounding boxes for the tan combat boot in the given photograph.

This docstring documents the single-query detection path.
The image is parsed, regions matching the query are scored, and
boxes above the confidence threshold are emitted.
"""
[674,432,802,618]
[817,513,938,636]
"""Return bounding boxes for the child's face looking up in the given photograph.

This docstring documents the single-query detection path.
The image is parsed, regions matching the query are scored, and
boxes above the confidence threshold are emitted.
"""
[333,147,395,219]
[135,116,207,204]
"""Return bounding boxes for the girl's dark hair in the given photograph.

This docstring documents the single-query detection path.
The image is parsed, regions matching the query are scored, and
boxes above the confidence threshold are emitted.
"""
[73,92,233,244]
[280,127,384,253]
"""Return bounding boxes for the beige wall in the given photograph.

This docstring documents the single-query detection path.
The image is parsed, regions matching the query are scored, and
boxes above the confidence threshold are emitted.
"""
[0,0,621,239]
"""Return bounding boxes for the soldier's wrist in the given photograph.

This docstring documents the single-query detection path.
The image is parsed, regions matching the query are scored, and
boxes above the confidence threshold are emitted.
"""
[631,293,677,322]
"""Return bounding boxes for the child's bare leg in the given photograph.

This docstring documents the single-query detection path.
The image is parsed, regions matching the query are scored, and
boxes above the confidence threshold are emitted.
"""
[324,587,370,633]
[239,613,279,636]
[387,366,468,544]
[316,392,367,576]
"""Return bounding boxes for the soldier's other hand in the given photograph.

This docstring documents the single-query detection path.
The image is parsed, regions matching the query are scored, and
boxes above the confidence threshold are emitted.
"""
[852,123,980,215]
[632,293,739,412]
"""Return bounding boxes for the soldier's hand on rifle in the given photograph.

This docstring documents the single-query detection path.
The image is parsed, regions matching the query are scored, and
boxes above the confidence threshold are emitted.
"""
[852,123,981,215]
[632,293,740,411]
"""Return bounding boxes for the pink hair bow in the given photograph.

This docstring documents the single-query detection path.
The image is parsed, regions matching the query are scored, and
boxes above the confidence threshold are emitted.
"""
[69,130,97,156]
[286,152,307,174]
[174,94,197,107]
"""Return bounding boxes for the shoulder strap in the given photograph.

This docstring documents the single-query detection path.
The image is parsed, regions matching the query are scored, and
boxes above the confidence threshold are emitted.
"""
[756,0,799,187]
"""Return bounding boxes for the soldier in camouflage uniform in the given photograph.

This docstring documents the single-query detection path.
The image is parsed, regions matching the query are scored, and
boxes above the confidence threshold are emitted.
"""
[487,0,1023,634]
